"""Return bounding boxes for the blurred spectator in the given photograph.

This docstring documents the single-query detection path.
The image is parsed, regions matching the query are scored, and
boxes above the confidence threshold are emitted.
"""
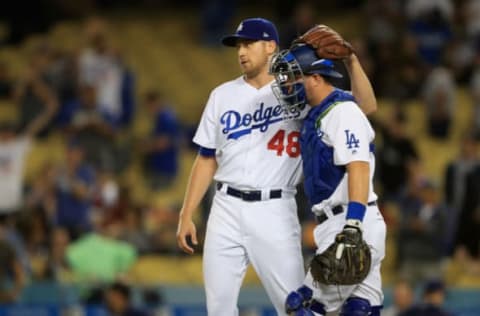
[119,209,151,255]
[279,1,316,49]
[141,91,180,191]
[48,50,79,111]
[104,282,148,316]
[0,62,13,99]
[23,42,79,118]
[149,226,179,255]
[383,279,414,316]
[66,220,137,283]
[25,163,57,220]
[13,42,59,138]
[97,183,150,254]
[422,67,456,139]
[53,141,96,239]
[0,242,25,303]
[201,0,236,46]
[462,0,480,39]
[444,133,480,254]
[405,0,454,22]
[144,206,178,254]
[447,35,476,84]
[0,123,31,217]
[393,36,428,100]
[15,211,49,280]
[0,228,26,303]
[79,19,135,128]
[0,217,31,280]
[469,66,480,138]
[451,1,479,82]
[400,279,453,316]
[375,107,420,202]
[397,179,448,285]
[453,148,480,259]
[45,227,71,281]
[0,97,57,217]
[93,169,120,213]
[142,287,164,313]
[120,69,135,127]
[63,84,120,170]
[406,2,453,67]
[365,0,401,47]
[364,0,403,99]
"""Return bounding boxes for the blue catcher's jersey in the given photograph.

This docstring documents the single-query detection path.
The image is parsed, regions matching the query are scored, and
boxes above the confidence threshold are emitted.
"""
[300,89,377,207]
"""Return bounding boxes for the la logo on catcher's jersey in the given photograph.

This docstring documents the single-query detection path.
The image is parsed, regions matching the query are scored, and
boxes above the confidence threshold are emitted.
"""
[345,130,360,149]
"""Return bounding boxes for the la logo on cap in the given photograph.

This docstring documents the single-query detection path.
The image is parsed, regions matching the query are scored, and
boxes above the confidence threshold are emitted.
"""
[263,32,269,37]
[237,23,243,32]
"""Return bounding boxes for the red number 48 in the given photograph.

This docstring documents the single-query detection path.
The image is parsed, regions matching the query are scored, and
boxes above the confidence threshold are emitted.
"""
[267,129,301,157]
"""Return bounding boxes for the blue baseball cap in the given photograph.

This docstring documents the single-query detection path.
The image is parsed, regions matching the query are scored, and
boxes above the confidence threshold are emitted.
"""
[221,18,279,47]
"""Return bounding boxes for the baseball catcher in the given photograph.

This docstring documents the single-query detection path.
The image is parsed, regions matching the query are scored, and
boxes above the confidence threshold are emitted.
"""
[270,24,385,316]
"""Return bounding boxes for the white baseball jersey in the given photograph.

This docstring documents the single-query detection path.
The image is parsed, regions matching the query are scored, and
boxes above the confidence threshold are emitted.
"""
[79,49,123,120]
[310,100,377,210]
[194,76,306,191]
[194,76,307,316]
[0,137,31,212]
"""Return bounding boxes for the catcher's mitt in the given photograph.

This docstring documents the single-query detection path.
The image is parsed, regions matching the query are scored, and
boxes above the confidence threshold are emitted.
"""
[310,226,371,286]
[293,24,354,59]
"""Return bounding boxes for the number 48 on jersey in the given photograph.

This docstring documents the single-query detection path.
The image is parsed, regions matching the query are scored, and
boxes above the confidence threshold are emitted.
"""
[267,129,300,158]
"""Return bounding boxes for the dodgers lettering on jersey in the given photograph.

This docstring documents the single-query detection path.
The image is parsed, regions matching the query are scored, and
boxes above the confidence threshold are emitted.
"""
[194,76,307,190]
[220,102,301,140]
[300,89,377,207]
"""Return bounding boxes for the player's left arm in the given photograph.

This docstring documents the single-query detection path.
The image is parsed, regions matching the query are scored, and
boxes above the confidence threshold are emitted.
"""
[330,102,374,227]
[344,54,377,115]
[346,161,370,227]
[347,161,369,205]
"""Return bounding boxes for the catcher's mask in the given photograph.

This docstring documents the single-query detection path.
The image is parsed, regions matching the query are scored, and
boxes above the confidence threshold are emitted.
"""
[269,44,343,112]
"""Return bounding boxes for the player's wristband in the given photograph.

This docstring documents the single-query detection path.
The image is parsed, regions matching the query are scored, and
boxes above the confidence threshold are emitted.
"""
[198,146,215,157]
[346,201,366,222]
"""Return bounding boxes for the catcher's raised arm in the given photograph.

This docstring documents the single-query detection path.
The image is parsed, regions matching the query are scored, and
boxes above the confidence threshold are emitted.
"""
[293,24,377,114]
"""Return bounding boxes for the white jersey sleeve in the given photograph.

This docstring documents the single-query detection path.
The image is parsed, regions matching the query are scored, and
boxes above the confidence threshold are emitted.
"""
[325,101,374,166]
[193,89,218,149]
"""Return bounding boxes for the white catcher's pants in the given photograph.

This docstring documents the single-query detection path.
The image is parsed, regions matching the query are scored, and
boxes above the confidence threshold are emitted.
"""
[203,190,305,316]
[305,203,386,313]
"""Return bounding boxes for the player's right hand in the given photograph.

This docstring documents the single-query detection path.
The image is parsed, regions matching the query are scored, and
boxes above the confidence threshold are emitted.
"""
[176,215,198,254]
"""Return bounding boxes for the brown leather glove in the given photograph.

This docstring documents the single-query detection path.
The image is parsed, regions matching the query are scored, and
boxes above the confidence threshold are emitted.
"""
[309,226,371,286]
[293,24,354,59]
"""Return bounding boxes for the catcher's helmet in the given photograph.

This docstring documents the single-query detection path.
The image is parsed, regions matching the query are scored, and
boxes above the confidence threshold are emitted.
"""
[269,44,342,111]
[288,44,343,78]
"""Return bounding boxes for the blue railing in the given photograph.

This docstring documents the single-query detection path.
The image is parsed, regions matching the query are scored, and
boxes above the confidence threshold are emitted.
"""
[1,283,478,316]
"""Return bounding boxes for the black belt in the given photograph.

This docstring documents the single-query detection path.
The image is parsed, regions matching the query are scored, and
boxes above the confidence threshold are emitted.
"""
[315,201,377,224]
[217,183,282,202]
